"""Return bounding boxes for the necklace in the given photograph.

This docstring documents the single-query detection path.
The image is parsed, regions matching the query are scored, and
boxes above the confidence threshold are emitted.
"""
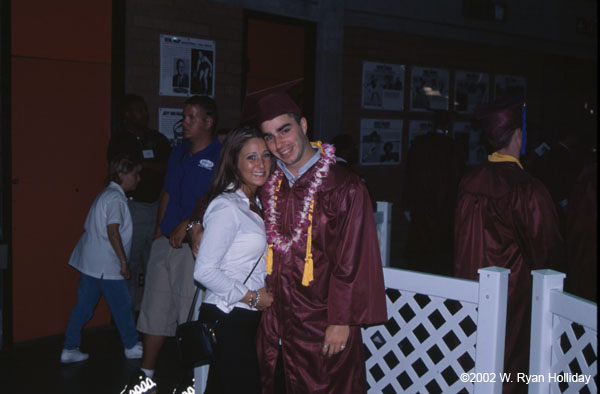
[264,142,336,285]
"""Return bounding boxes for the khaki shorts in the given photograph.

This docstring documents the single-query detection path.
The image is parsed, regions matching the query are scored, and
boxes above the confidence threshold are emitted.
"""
[137,236,196,336]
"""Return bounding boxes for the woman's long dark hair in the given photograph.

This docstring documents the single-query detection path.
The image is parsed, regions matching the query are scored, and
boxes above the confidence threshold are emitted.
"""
[205,126,269,204]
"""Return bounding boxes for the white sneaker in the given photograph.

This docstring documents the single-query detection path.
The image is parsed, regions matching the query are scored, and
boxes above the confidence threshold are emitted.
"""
[120,371,157,394]
[124,341,143,359]
[60,347,89,363]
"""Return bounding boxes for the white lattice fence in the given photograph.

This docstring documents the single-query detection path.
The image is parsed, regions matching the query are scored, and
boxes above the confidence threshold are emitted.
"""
[363,267,509,394]
[529,270,597,394]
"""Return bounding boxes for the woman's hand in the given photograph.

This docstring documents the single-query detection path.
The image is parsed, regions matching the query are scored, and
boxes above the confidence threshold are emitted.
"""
[255,287,274,311]
[241,288,274,311]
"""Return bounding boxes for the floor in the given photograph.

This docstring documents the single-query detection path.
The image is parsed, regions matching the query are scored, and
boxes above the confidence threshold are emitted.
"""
[0,325,190,394]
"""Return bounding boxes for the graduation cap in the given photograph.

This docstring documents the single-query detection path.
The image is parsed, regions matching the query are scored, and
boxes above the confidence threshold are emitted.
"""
[241,78,304,126]
[474,95,525,151]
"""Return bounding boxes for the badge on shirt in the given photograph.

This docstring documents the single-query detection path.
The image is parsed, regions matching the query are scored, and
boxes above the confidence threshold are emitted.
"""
[142,149,155,159]
[198,159,215,170]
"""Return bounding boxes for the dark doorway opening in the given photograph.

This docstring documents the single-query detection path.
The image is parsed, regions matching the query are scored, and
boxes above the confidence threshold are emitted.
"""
[242,11,316,136]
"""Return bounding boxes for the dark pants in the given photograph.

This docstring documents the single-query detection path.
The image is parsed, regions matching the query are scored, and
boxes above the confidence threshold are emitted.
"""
[64,273,138,349]
[198,303,261,394]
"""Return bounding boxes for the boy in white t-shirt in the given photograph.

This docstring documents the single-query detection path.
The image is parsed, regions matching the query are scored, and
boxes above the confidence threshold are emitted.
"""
[61,155,144,363]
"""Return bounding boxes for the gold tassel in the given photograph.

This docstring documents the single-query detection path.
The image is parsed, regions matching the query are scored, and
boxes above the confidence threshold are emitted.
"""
[301,201,315,286]
[266,244,273,275]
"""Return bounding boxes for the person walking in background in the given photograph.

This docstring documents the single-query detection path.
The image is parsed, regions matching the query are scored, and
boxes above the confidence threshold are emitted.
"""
[122,96,221,393]
[254,92,387,393]
[107,94,171,314]
[194,126,275,394]
[61,155,143,363]
[453,98,563,394]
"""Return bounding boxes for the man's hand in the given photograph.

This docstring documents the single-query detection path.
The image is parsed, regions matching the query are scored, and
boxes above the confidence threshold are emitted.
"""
[322,325,350,357]
[169,219,189,248]
[153,226,163,240]
[120,263,131,279]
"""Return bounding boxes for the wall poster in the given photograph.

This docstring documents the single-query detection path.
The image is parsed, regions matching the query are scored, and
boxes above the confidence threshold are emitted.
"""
[454,70,489,114]
[360,118,403,166]
[454,121,487,165]
[407,120,433,149]
[494,74,526,101]
[361,61,405,111]
[410,66,449,111]
[159,34,215,97]
[158,107,184,146]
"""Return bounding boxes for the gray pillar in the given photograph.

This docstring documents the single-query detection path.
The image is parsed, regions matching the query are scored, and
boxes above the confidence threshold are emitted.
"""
[312,2,344,143]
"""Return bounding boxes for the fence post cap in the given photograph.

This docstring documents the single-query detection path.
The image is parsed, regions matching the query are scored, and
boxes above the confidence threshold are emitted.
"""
[531,269,566,278]
[477,266,510,275]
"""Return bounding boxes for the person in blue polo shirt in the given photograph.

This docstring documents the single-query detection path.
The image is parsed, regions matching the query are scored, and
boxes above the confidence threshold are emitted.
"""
[128,96,221,391]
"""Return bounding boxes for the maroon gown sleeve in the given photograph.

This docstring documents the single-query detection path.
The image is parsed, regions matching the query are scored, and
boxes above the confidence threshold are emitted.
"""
[327,178,387,326]
[513,178,564,271]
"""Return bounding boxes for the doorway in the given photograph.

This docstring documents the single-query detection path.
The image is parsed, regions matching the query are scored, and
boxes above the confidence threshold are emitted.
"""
[242,11,316,135]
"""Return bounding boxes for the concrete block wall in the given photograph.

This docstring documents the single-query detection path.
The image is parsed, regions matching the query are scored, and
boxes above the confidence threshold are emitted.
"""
[125,0,244,130]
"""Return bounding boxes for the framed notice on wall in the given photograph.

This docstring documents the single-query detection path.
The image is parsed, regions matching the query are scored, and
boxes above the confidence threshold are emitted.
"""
[494,74,526,101]
[454,121,487,165]
[410,66,449,111]
[361,61,405,111]
[454,70,489,114]
[159,34,216,97]
[359,118,403,166]
[407,120,433,149]
[158,107,184,146]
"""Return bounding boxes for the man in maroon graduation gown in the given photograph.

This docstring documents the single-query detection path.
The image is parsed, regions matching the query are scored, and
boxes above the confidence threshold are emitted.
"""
[453,99,563,394]
[255,92,387,394]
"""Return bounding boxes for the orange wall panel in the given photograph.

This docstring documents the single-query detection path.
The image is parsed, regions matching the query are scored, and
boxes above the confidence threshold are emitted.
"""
[11,0,112,343]
[11,57,112,341]
[11,0,112,63]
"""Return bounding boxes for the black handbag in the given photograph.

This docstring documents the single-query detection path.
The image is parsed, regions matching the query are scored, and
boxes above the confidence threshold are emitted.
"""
[175,255,262,367]
[175,287,218,367]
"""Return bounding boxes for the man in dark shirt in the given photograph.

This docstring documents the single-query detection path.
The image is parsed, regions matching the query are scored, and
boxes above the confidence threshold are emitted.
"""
[107,94,171,311]
[404,110,465,276]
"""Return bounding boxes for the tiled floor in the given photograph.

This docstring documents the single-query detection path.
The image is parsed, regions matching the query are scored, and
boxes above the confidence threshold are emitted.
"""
[0,325,189,394]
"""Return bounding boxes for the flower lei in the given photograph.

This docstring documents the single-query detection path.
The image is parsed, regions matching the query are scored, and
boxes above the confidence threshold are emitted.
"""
[264,141,336,286]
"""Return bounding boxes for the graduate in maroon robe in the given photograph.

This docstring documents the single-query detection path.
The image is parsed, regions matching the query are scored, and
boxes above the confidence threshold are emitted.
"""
[565,157,597,301]
[255,93,387,394]
[405,110,465,276]
[454,98,563,394]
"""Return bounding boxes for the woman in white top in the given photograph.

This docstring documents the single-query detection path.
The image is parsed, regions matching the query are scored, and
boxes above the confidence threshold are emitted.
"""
[193,126,274,394]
